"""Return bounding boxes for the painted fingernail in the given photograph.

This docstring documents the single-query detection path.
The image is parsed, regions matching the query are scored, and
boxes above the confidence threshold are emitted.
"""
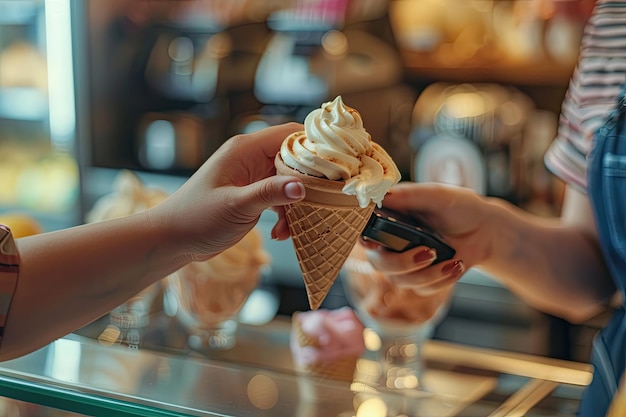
[413,248,437,264]
[441,260,464,277]
[285,182,305,200]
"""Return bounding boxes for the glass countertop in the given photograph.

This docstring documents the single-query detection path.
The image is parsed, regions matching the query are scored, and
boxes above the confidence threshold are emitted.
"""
[0,315,592,417]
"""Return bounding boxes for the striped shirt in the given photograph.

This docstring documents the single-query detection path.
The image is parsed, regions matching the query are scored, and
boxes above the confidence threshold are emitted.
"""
[545,0,626,191]
[0,225,18,346]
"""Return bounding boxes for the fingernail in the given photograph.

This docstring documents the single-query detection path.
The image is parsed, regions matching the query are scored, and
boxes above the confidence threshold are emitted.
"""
[413,248,436,264]
[441,260,464,276]
[285,182,305,200]
[270,229,278,240]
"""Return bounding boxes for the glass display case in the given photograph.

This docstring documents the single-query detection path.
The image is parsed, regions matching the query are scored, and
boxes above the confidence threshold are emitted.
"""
[0,0,80,233]
[0,316,593,417]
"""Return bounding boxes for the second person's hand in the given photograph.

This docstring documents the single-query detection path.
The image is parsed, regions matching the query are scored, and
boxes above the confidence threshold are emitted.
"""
[360,181,496,294]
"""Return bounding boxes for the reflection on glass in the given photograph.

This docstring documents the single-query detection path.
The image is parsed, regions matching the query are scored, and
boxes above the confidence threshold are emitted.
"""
[100,284,160,349]
[247,373,279,410]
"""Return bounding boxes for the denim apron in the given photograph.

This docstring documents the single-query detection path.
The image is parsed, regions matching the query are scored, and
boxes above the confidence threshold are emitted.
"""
[580,92,626,417]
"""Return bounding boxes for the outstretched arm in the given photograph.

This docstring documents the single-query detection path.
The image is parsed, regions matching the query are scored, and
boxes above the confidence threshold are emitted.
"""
[2,123,306,361]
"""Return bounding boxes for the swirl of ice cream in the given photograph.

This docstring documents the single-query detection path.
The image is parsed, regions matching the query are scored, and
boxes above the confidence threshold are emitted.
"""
[290,307,365,368]
[183,228,269,283]
[279,96,401,208]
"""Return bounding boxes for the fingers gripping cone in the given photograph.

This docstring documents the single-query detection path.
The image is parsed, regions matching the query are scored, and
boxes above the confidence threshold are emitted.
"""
[276,154,375,310]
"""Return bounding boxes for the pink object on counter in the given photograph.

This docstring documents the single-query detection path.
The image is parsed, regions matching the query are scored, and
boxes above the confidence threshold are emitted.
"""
[290,306,365,368]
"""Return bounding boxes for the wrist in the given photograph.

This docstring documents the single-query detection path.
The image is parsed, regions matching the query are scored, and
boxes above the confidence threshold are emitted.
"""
[141,210,194,273]
[481,197,528,271]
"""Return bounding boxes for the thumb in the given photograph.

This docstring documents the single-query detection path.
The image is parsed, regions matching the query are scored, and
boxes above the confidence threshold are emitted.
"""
[232,176,305,218]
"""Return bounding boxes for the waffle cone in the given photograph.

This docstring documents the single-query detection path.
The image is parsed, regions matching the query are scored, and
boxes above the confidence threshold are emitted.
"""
[275,154,375,310]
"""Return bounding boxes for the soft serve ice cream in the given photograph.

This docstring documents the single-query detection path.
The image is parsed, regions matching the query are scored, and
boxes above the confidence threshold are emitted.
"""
[167,227,270,329]
[86,170,169,223]
[275,96,401,310]
[164,227,269,350]
[279,95,400,208]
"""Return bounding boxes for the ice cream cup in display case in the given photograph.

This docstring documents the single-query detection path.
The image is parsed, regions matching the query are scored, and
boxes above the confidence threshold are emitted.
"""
[163,227,270,351]
[341,243,452,395]
[275,95,401,311]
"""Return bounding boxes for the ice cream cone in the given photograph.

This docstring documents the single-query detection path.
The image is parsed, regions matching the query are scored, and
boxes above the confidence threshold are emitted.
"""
[276,154,375,310]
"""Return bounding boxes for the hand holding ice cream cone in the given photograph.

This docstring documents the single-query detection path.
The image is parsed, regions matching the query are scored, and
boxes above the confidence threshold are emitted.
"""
[275,96,401,310]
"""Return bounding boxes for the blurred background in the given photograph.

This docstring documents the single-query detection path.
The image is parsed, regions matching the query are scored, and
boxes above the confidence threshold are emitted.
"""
[0,0,608,369]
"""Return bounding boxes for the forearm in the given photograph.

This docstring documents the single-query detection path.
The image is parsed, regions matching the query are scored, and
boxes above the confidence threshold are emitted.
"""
[481,198,615,323]
[3,212,190,360]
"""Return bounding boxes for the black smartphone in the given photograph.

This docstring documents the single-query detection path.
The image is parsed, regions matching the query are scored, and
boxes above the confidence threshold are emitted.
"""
[361,207,456,263]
